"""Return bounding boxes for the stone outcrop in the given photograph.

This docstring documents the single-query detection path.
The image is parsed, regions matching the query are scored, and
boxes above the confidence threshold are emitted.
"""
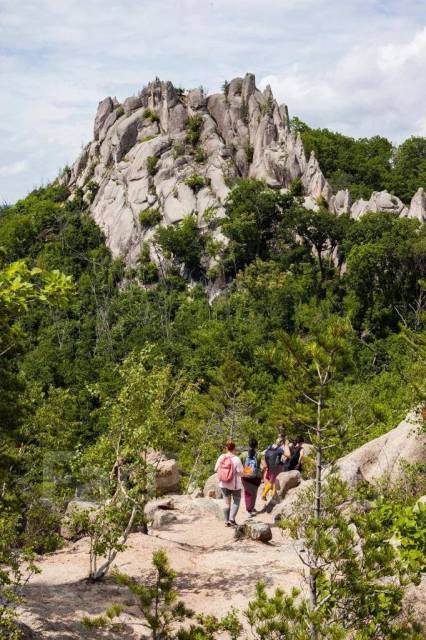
[67,74,334,265]
[335,412,425,485]
[273,411,426,521]
[408,187,426,222]
[275,470,302,499]
[67,74,424,269]
[350,190,408,219]
[203,473,222,499]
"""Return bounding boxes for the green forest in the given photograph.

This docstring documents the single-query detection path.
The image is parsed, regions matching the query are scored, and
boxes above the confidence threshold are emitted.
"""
[0,124,425,639]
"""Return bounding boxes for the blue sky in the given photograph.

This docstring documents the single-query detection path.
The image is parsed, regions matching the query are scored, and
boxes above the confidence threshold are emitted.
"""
[0,0,425,203]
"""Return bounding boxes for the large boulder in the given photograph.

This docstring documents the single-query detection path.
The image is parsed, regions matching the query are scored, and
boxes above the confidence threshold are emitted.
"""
[273,480,313,522]
[336,413,425,485]
[275,470,302,499]
[203,473,222,499]
[408,187,426,223]
[60,499,98,540]
[235,521,272,543]
[144,494,224,529]
[146,451,181,494]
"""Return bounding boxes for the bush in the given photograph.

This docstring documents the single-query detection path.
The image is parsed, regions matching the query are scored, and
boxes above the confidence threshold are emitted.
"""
[137,243,159,284]
[86,180,99,203]
[173,142,185,159]
[139,207,162,229]
[154,216,205,276]
[289,177,304,196]
[143,108,160,123]
[115,105,124,117]
[186,115,203,147]
[244,144,254,164]
[146,156,159,176]
[194,146,207,163]
[184,174,205,193]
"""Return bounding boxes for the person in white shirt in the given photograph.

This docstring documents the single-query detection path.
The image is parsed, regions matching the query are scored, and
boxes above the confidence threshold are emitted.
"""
[214,440,243,526]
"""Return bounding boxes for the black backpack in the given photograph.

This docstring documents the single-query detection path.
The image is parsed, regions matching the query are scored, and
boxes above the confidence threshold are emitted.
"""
[287,445,302,471]
[265,446,282,472]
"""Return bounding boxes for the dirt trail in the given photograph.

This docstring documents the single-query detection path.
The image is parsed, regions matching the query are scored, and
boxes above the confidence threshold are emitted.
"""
[18,495,305,639]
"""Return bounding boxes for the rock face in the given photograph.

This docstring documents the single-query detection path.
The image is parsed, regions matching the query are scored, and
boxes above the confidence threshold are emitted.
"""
[275,470,302,499]
[203,473,222,499]
[66,74,335,265]
[336,412,425,485]
[66,74,424,268]
[408,187,426,222]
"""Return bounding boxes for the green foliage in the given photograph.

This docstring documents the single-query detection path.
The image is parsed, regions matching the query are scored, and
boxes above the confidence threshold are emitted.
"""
[139,207,162,229]
[173,142,186,158]
[292,119,426,203]
[244,143,254,164]
[185,174,206,192]
[220,179,292,274]
[289,177,304,196]
[222,80,230,98]
[186,115,204,147]
[147,155,159,176]
[194,146,207,163]
[155,216,205,276]
[138,242,159,284]
[115,104,124,117]
[143,108,160,123]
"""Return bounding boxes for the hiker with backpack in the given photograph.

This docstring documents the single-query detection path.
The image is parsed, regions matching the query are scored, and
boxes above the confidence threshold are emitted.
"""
[261,436,291,500]
[239,438,263,517]
[286,435,305,472]
[215,440,244,526]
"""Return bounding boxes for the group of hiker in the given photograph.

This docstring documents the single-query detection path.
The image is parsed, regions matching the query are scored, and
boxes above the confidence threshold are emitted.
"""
[215,435,305,526]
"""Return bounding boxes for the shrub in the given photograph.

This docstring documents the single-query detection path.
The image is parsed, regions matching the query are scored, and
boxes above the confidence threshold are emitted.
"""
[143,108,160,123]
[86,180,99,203]
[244,143,254,164]
[115,105,124,117]
[140,134,158,143]
[146,156,159,176]
[139,207,162,229]
[289,177,304,196]
[154,216,205,276]
[173,142,185,159]
[222,80,230,98]
[194,146,207,163]
[184,174,205,193]
[186,115,203,147]
[137,243,159,284]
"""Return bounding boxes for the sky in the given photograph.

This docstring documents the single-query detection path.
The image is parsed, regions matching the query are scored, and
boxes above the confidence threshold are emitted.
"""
[0,0,425,203]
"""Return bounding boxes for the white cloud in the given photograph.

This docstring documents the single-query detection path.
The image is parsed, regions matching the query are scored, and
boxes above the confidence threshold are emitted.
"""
[0,160,28,178]
[0,1,425,202]
[260,26,426,142]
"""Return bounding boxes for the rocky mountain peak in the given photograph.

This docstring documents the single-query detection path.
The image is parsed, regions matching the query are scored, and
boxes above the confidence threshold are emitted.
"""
[66,73,424,265]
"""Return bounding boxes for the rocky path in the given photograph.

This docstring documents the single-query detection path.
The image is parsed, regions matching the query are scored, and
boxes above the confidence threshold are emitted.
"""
[18,495,305,639]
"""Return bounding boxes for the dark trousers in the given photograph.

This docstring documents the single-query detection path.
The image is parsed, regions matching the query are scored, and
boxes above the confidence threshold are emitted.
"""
[242,477,261,512]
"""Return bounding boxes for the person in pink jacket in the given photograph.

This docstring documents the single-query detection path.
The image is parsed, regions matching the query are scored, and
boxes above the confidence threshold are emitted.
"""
[214,440,243,526]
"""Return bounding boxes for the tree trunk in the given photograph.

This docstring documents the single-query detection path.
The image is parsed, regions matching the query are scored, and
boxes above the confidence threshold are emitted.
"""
[90,506,137,581]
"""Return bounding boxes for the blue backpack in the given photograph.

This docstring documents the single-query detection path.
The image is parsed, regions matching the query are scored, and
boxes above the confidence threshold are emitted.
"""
[242,454,259,479]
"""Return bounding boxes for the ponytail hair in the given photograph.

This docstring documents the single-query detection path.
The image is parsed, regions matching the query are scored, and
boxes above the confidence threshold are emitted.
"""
[225,440,236,452]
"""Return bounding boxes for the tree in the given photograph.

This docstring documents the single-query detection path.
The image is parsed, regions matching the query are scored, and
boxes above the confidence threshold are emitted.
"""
[78,347,194,579]
[221,179,292,275]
